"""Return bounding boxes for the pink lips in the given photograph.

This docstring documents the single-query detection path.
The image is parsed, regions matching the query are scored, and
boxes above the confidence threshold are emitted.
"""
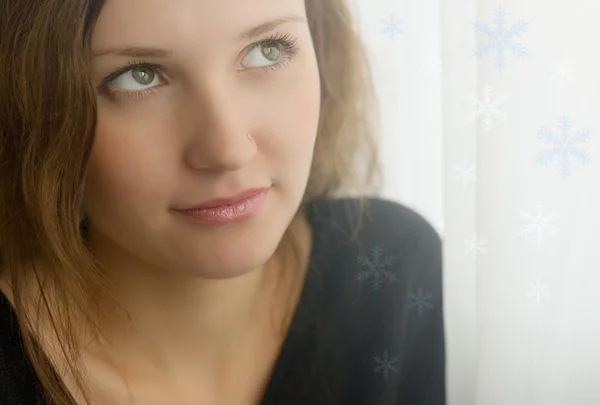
[175,187,269,226]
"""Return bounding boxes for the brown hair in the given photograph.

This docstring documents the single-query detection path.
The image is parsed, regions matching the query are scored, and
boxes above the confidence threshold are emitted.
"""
[0,0,381,404]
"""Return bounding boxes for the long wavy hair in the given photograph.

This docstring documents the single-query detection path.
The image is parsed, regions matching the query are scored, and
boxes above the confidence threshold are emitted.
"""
[0,0,381,404]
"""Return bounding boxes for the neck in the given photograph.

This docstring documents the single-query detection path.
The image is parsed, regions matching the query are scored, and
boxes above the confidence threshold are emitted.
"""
[87,214,311,379]
[105,263,275,369]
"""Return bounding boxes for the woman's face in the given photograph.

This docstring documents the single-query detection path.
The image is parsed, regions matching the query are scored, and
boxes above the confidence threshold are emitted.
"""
[85,0,321,279]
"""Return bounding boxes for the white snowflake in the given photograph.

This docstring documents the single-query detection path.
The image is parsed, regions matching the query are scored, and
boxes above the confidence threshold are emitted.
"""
[356,246,399,291]
[518,201,560,246]
[526,279,550,303]
[453,161,477,189]
[537,115,593,178]
[467,85,508,131]
[408,288,434,315]
[373,350,399,379]
[381,13,404,41]
[550,63,575,89]
[473,7,529,72]
[465,233,489,261]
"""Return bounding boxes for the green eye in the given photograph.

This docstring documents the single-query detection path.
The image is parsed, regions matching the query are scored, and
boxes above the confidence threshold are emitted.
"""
[244,42,284,68]
[261,43,281,62]
[130,67,156,86]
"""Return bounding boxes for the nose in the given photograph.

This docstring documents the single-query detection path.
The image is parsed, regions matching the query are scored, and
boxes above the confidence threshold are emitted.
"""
[183,87,256,172]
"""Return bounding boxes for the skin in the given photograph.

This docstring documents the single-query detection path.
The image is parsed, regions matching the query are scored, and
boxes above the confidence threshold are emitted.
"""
[65,0,322,402]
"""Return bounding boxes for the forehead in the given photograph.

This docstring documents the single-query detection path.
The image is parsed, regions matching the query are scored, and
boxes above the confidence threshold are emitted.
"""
[91,0,306,53]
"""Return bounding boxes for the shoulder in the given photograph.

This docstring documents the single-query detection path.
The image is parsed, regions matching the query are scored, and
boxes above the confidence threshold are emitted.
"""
[305,195,442,301]
[306,196,441,265]
[0,288,45,404]
[308,195,439,234]
[304,195,443,335]
[304,197,445,404]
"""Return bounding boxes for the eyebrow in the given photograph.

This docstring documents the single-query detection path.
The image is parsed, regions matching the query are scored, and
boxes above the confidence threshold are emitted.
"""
[91,14,305,59]
[237,14,304,41]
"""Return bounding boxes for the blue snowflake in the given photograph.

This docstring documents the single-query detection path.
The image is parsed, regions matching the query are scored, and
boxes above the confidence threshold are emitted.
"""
[373,350,399,379]
[381,13,404,41]
[408,288,434,316]
[536,115,593,178]
[356,246,399,291]
[473,7,529,72]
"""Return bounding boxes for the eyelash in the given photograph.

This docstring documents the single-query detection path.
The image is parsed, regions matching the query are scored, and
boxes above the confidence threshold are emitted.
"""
[97,32,301,102]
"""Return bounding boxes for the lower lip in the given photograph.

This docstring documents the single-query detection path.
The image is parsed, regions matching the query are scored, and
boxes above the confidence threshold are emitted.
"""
[175,189,269,226]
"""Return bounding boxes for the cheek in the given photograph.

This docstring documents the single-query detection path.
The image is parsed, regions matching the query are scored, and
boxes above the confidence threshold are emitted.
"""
[289,71,321,167]
[266,61,321,166]
[84,117,176,216]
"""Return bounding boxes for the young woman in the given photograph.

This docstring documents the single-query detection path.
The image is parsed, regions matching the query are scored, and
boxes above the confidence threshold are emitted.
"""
[0,0,445,404]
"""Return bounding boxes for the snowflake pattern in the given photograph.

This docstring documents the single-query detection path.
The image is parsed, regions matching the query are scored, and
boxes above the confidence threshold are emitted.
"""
[465,233,489,261]
[408,288,434,315]
[473,7,529,72]
[373,350,400,379]
[381,13,404,41]
[453,161,477,189]
[467,85,508,131]
[550,63,575,89]
[526,279,551,303]
[518,201,560,246]
[356,246,399,291]
[536,115,593,178]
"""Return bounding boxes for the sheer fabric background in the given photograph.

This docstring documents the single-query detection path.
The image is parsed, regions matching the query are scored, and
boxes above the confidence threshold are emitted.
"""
[350,0,600,403]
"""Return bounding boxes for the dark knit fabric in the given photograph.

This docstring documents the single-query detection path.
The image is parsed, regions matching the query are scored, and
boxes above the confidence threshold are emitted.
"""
[0,197,445,405]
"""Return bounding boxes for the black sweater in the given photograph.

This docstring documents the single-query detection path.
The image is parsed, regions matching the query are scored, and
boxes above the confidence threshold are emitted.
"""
[0,197,445,405]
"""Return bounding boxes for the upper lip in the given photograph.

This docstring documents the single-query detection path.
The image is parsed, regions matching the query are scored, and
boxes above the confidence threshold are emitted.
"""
[177,187,269,210]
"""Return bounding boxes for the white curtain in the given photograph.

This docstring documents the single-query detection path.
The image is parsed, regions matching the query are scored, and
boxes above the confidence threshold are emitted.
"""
[352,0,600,404]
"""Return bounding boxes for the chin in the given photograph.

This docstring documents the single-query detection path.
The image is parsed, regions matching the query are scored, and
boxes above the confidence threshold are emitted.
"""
[169,223,285,281]
[156,192,299,280]
[195,249,275,280]
[201,262,268,280]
